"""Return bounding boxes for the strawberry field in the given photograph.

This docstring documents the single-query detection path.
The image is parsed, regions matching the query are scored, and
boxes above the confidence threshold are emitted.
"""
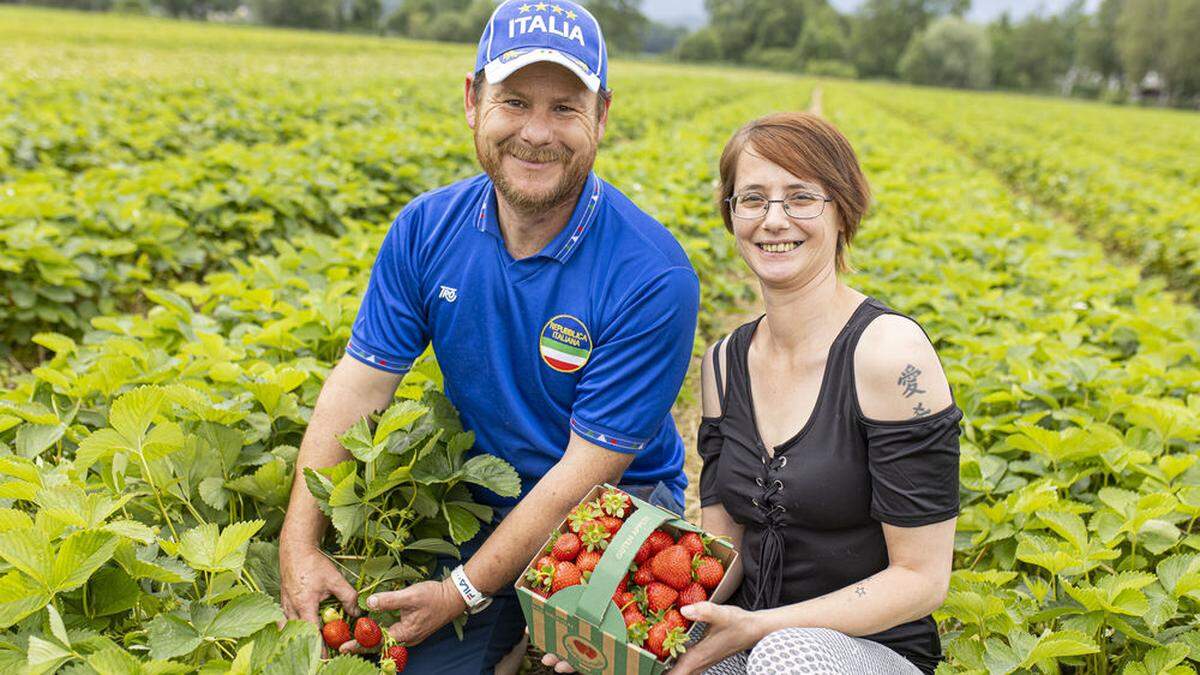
[1,6,1199,675]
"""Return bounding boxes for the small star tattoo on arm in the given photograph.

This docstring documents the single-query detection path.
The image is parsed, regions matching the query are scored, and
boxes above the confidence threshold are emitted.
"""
[854,585,866,598]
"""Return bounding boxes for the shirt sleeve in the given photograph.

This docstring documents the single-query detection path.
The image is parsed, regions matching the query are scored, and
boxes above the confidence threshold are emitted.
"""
[569,267,700,454]
[347,209,429,374]
[697,419,724,507]
[865,404,963,527]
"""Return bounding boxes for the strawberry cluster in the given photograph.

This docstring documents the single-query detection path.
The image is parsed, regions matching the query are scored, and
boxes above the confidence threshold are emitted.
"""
[525,489,728,663]
[320,607,408,673]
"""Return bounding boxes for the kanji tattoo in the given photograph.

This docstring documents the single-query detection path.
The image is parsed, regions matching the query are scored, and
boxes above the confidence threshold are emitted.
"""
[897,364,926,398]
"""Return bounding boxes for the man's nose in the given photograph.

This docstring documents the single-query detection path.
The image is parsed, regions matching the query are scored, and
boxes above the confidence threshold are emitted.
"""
[519,108,555,147]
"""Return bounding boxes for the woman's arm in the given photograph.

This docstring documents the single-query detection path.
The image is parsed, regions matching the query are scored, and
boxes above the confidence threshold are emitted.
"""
[750,517,955,638]
[699,504,744,604]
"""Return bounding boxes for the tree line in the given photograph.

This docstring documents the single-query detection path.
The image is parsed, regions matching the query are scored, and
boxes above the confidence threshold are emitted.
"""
[11,0,1200,107]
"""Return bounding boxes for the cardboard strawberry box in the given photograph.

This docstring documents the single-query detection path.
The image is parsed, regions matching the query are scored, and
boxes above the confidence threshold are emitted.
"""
[516,484,739,674]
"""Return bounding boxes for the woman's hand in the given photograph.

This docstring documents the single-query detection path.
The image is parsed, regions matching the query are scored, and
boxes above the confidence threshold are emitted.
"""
[670,601,764,675]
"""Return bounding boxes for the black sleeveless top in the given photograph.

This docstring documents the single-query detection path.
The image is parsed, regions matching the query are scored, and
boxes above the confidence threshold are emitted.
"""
[697,297,962,675]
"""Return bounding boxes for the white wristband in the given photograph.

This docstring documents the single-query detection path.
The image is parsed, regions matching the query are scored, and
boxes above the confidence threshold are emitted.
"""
[451,565,492,614]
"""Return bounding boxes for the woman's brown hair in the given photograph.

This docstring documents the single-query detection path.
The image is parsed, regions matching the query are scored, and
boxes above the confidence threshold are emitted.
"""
[718,112,870,273]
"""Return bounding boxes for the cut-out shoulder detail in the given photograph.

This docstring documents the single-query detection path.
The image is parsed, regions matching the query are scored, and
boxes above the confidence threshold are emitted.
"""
[852,313,953,423]
[701,333,735,420]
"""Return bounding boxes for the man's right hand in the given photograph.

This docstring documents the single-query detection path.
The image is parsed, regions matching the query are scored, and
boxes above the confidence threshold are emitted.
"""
[279,541,360,624]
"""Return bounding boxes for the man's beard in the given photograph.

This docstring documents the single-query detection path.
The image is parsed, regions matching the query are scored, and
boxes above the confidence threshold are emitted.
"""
[475,131,595,213]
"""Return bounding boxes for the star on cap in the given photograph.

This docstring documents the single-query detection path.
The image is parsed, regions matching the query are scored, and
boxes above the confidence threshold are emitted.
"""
[551,4,564,13]
[534,2,548,10]
[518,3,532,11]
[565,9,577,19]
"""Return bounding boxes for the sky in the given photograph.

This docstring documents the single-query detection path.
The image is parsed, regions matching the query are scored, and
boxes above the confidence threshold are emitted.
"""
[640,0,1101,28]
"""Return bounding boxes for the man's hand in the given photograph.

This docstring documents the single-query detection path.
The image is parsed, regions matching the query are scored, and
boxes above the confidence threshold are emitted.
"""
[338,578,467,653]
[669,602,764,675]
[279,541,359,625]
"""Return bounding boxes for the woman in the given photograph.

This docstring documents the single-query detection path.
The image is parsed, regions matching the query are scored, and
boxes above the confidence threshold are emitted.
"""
[545,112,960,674]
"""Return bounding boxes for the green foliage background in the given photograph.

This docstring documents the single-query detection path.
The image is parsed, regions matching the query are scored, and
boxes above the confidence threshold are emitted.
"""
[1,6,1200,674]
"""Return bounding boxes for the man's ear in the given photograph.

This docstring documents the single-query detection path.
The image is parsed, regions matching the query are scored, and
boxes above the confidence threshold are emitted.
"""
[464,73,478,130]
[596,91,612,142]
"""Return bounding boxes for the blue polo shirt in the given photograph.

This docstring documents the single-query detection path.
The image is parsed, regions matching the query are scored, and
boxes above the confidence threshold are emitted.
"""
[347,172,699,507]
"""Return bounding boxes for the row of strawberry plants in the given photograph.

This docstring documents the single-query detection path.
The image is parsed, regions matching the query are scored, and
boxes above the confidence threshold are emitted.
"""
[846,82,1200,301]
[823,84,1200,674]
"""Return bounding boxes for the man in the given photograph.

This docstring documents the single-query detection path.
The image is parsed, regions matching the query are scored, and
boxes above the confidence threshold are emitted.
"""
[278,1,700,671]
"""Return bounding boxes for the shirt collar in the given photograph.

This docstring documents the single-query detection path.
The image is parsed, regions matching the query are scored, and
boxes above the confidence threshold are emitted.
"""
[475,172,604,264]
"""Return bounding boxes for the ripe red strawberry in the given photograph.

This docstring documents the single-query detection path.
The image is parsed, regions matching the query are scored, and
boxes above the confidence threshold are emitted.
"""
[321,617,351,650]
[614,591,635,610]
[381,644,408,672]
[614,575,628,595]
[645,621,688,660]
[678,532,704,557]
[525,555,556,591]
[693,555,725,590]
[633,565,655,586]
[646,529,675,554]
[550,561,583,595]
[679,582,707,608]
[645,581,679,612]
[552,532,582,561]
[634,538,656,564]
[568,503,602,533]
[622,603,646,627]
[601,489,634,518]
[353,617,382,648]
[651,545,693,591]
[663,608,690,631]
[576,549,602,573]
[598,516,624,538]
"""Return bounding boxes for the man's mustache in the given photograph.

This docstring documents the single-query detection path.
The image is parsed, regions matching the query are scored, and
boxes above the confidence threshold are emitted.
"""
[499,139,571,164]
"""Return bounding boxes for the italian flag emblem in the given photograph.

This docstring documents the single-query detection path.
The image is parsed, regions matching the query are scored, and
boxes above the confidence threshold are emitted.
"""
[540,314,592,373]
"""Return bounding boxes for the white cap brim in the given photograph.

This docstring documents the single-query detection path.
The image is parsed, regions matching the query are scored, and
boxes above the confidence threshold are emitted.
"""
[484,48,601,92]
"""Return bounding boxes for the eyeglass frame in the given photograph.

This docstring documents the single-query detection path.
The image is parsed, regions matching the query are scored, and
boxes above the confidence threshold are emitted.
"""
[724,192,834,220]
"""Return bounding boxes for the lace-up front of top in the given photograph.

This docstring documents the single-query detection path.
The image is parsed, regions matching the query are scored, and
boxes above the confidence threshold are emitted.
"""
[697,297,963,675]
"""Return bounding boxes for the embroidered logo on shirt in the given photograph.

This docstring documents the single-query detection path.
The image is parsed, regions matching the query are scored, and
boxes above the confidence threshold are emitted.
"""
[539,314,591,373]
[438,286,458,303]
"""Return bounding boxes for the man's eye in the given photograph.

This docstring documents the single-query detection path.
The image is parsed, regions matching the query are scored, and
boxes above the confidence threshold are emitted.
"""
[505,99,525,108]
[556,105,575,113]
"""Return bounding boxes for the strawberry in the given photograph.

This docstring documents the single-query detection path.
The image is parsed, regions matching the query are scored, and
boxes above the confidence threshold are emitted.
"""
[634,538,656,564]
[693,555,725,590]
[381,644,408,672]
[650,545,694,591]
[646,529,675,554]
[579,520,610,551]
[632,565,655,586]
[614,591,635,610]
[576,549,602,573]
[627,620,650,647]
[601,489,633,518]
[614,575,628,596]
[679,582,707,608]
[525,555,556,592]
[645,581,679,613]
[568,503,602,533]
[678,532,704,557]
[552,532,582,561]
[645,621,689,660]
[598,515,624,538]
[353,616,382,649]
[321,617,351,650]
[622,603,646,628]
[663,608,690,631]
[550,561,583,595]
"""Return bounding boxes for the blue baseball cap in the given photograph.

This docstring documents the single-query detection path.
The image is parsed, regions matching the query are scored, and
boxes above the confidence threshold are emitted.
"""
[474,1,608,93]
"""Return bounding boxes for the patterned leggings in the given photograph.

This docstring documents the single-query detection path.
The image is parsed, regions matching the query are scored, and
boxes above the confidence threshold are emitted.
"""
[698,626,922,675]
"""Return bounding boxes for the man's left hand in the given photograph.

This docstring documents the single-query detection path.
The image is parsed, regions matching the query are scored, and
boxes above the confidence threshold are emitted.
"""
[338,579,467,653]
